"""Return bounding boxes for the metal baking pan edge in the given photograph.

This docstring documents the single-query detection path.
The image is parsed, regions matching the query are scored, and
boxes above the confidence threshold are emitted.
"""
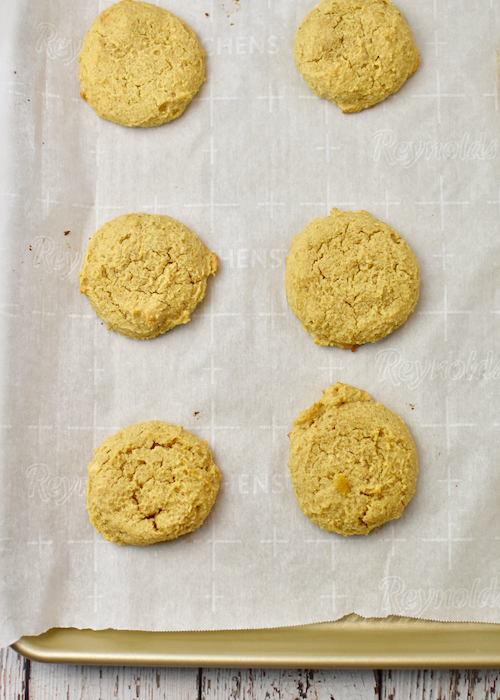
[12,615,500,668]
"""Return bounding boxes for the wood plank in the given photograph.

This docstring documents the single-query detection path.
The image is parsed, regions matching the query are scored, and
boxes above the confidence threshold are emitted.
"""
[200,668,379,700]
[27,661,200,700]
[0,646,26,700]
[381,669,500,700]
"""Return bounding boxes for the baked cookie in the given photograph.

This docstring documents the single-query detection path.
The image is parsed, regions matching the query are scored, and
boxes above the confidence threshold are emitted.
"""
[294,0,420,113]
[79,213,218,339]
[79,0,205,127]
[284,209,419,349]
[87,421,221,545]
[288,383,418,536]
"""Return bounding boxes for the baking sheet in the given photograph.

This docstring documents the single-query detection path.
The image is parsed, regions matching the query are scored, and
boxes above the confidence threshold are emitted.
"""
[1,0,500,649]
[13,618,500,668]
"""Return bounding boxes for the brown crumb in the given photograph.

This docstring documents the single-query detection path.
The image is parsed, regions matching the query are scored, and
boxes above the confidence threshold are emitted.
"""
[205,12,209,16]
[194,411,200,417]
[64,230,70,235]
[408,403,415,410]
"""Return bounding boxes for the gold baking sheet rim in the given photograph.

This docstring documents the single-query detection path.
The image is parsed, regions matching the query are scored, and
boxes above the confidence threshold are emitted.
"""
[12,615,500,668]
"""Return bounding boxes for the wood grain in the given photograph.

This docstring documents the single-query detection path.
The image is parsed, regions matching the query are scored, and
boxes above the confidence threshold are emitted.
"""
[0,646,26,700]
[3,650,500,700]
[200,668,379,700]
[381,669,500,700]
[27,660,199,700]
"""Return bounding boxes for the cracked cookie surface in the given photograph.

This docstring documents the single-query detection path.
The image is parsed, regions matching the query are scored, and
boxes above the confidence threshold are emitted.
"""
[78,0,205,127]
[284,208,419,348]
[79,212,218,339]
[288,383,418,536]
[87,421,221,545]
[294,0,419,112]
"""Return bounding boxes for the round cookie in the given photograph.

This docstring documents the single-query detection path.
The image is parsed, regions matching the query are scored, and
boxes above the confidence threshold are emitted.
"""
[79,212,218,339]
[87,421,221,545]
[294,0,420,113]
[78,0,205,127]
[284,209,420,349]
[288,383,418,536]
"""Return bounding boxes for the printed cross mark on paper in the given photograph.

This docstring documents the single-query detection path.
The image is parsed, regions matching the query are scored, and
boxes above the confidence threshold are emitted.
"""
[314,132,341,164]
[257,82,285,113]
[418,284,472,342]
[27,529,54,554]
[432,242,455,271]
[421,396,476,456]
[258,191,285,219]
[372,189,401,221]
[255,297,287,330]
[203,353,223,385]
[204,580,223,613]
[183,398,240,449]
[320,581,348,614]
[422,509,474,571]
[87,581,104,613]
[195,295,242,346]
[199,81,239,129]
[31,298,56,333]
[300,178,356,216]
[198,520,242,573]
[66,401,121,449]
[69,530,114,574]
[184,178,240,234]
[28,415,53,445]
[260,526,288,558]
[202,136,218,166]
[415,175,468,232]
[304,533,351,573]
[381,522,408,557]
[425,29,447,58]
[487,186,500,217]
[318,354,345,385]
[37,192,60,218]
[411,69,465,125]
[259,414,288,444]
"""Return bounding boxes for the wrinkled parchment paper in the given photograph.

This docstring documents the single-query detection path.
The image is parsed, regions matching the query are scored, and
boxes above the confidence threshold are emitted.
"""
[1,0,500,648]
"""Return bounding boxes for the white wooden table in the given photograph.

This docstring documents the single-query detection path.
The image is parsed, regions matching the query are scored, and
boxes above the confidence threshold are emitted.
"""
[2,647,499,699]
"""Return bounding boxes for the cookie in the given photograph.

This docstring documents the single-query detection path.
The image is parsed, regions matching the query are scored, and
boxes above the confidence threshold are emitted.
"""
[294,0,420,113]
[86,421,221,545]
[288,383,418,536]
[284,209,419,349]
[79,212,218,339]
[78,0,205,127]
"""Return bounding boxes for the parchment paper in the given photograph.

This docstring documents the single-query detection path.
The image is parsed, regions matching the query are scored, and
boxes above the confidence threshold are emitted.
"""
[1,0,500,648]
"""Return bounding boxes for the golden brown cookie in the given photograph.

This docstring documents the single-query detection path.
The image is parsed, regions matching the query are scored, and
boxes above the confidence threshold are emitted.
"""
[78,0,205,127]
[294,0,420,113]
[288,383,418,536]
[79,212,218,339]
[284,209,419,349]
[87,421,221,545]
